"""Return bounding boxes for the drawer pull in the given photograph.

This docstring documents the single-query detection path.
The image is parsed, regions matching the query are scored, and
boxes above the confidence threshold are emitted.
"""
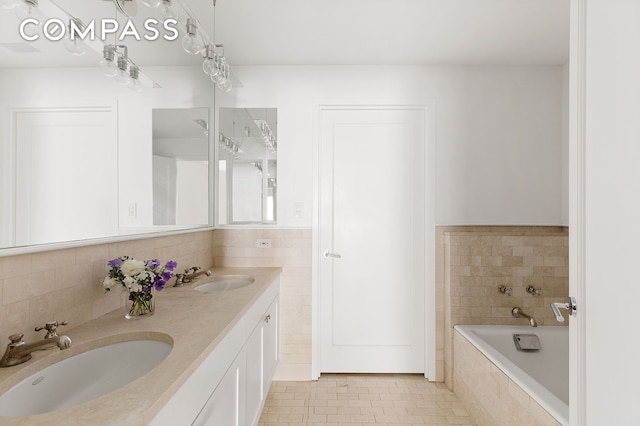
[264,314,271,323]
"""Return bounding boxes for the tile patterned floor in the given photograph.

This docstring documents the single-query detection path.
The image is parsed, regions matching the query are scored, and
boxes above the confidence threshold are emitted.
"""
[258,374,477,426]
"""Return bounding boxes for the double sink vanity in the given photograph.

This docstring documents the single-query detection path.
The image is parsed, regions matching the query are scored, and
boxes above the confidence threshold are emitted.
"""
[0,266,281,425]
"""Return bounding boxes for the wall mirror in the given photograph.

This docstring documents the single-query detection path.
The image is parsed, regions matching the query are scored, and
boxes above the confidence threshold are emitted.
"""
[0,0,215,251]
[217,108,277,225]
[152,108,210,227]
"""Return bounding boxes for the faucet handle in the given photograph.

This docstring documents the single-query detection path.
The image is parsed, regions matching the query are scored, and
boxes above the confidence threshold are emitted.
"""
[185,266,200,274]
[35,321,68,339]
[8,334,24,344]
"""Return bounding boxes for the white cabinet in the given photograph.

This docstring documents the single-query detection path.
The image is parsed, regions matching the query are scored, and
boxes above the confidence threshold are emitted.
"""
[263,299,279,390]
[151,277,280,426]
[245,298,279,426]
[192,354,245,426]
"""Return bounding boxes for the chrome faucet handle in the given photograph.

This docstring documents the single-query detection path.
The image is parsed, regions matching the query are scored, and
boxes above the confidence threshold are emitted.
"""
[35,321,68,339]
[550,297,577,322]
[185,266,200,274]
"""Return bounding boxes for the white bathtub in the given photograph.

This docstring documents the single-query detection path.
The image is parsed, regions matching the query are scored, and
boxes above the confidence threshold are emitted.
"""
[454,325,568,425]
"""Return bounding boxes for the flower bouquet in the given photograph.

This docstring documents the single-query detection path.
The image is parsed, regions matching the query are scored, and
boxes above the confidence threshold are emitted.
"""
[103,256,177,319]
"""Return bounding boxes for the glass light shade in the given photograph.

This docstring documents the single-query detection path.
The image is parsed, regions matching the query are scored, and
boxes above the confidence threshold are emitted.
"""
[202,58,217,76]
[128,78,143,93]
[210,71,223,84]
[217,78,232,93]
[140,0,161,7]
[115,69,131,85]
[15,2,34,20]
[181,34,203,55]
[159,2,176,19]
[99,58,118,77]
[1,0,20,10]
[63,36,86,56]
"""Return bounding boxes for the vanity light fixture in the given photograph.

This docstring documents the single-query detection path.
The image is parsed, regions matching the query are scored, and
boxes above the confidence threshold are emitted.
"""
[202,44,218,77]
[218,133,241,159]
[182,17,204,55]
[98,44,146,92]
[115,55,131,85]
[99,45,119,77]
[128,65,143,93]
[63,18,86,56]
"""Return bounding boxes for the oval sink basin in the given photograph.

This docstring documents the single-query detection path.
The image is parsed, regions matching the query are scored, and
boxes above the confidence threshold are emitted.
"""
[0,339,171,416]
[195,275,255,292]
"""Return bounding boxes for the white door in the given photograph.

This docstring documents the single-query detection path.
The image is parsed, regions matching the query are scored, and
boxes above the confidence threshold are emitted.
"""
[319,107,425,373]
[570,1,640,424]
[15,109,117,246]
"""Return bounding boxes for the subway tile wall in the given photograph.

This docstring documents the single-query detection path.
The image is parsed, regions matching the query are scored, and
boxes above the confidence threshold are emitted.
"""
[436,226,569,387]
[212,228,312,381]
[0,230,214,345]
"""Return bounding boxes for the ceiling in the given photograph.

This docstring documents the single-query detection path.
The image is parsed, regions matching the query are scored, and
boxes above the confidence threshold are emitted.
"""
[0,0,569,69]
[215,0,570,66]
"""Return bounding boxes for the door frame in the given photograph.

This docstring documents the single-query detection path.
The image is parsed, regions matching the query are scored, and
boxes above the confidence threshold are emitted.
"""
[568,0,587,423]
[311,101,436,380]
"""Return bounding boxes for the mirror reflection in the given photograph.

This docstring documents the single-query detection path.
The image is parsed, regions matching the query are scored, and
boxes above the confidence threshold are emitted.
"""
[152,108,210,226]
[218,108,277,225]
[0,0,215,250]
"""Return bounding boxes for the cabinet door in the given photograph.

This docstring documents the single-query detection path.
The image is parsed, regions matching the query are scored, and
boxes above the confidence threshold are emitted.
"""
[263,298,279,389]
[245,321,263,426]
[192,354,244,426]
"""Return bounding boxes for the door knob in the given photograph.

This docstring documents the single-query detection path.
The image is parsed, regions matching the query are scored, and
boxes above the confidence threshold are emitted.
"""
[323,250,341,259]
[550,297,577,322]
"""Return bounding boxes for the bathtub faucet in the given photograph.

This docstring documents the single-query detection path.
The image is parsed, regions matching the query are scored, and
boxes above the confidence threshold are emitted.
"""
[512,307,538,327]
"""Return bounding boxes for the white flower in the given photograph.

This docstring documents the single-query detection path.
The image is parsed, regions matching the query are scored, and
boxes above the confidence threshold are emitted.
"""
[103,277,118,289]
[121,259,146,277]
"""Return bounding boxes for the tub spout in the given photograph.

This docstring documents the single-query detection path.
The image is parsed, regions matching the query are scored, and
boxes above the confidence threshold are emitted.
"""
[512,307,537,327]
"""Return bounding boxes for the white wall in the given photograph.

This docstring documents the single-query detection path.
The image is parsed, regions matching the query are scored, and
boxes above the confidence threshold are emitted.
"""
[217,65,567,226]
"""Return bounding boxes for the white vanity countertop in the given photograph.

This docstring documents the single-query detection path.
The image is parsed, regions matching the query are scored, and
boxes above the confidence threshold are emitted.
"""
[0,266,282,425]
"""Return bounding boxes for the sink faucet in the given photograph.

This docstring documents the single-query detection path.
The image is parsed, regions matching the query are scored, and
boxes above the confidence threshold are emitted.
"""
[174,266,211,287]
[0,332,71,368]
[512,307,538,327]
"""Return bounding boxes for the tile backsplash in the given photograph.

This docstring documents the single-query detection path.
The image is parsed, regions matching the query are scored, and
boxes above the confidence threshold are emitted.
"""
[212,228,312,381]
[0,230,214,345]
[437,226,569,387]
[0,228,312,382]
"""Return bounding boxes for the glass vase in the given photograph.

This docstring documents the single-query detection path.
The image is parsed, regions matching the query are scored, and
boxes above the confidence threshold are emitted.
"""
[125,290,155,319]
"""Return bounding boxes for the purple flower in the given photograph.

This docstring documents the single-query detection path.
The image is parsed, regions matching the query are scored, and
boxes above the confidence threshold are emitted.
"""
[155,280,166,291]
[162,271,173,281]
[146,259,160,269]
[108,258,123,267]
[166,260,177,271]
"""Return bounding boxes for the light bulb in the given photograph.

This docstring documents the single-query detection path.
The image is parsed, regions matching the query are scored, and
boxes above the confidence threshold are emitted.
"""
[1,0,20,10]
[114,56,130,85]
[182,33,202,55]
[99,58,117,76]
[127,65,143,92]
[203,58,218,76]
[217,78,232,93]
[159,0,175,19]
[64,36,86,56]
[99,46,118,77]
[128,78,142,93]
[115,68,130,85]
[181,18,203,55]
[15,0,37,20]
[140,0,161,7]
